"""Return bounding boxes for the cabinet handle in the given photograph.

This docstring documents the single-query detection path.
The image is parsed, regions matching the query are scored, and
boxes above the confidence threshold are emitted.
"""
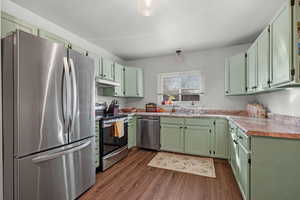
[238,136,243,140]
[251,86,257,89]
[179,126,183,129]
[233,139,238,144]
[209,150,212,154]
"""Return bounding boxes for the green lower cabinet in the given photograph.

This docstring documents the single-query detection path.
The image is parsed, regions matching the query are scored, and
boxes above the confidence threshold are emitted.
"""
[184,126,211,156]
[213,120,228,159]
[161,124,184,153]
[128,117,137,148]
[128,125,136,149]
[238,143,250,200]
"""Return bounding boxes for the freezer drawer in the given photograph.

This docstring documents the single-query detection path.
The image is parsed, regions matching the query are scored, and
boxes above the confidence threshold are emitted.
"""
[15,138,95,200]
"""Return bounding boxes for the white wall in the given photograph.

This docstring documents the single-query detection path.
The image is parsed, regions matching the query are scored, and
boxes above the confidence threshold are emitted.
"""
[2,0,126,106]
[256,88,300,117]
[125,44,256,110]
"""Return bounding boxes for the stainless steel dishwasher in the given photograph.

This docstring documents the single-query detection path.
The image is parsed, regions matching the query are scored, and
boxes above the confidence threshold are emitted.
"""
[137,116,160,150]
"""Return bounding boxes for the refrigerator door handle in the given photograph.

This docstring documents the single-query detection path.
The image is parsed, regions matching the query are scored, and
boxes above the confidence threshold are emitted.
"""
[69,58,78,134]
[63,57,72,133]
[32,141,91,163]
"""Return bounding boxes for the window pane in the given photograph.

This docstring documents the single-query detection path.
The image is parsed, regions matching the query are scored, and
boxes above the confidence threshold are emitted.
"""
[181,75,200,89]
[163,94,180,102]
[163,76,180,94]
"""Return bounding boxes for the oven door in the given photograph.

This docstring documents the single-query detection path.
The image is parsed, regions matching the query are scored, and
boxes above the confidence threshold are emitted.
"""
[101,118,128,157]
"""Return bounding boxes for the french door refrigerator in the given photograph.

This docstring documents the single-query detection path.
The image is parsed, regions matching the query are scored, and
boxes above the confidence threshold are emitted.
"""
[2,30,96,200]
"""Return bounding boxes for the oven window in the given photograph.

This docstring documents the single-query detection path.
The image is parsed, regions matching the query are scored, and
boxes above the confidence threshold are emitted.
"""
[101,123,128,156]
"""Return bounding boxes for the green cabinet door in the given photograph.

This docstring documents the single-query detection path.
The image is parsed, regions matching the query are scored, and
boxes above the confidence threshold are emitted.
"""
[161,124,184,153]
[214,120,228,159]
[257,27,270,90]
[184,126,211,156]
[228,53,246,95]
[71,44,87,56]
[114,63,125,97]
[136,68,144,97]
[230,133,239,178]
[38,29,69,47]
[270,3,292,86]
[225,58,230,95]
[101,58,114,81]
[238,143,250,200]
[1,12,38,37]
[124,67,138,97]
[128,117,137,148]
[88,52,101,78]
[247,42,258,93]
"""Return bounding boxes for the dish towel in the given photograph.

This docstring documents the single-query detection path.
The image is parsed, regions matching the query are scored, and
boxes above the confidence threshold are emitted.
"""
[112,121,124,138]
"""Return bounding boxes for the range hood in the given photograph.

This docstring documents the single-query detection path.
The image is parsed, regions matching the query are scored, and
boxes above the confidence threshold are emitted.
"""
[96,77,120,87]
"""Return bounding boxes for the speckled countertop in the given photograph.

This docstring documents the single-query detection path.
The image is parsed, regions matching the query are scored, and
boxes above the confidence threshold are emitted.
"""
[127,112,300,139]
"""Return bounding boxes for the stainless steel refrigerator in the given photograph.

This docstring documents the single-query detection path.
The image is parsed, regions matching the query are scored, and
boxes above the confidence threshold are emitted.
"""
[2,30,96,200]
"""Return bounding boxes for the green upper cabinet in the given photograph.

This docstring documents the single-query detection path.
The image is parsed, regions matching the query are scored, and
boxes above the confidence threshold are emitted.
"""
[87,52,102,78]
[213,119,228,159]
[225,58,230,95]
[247,42,258,93]
[101,58,114,81]
[225,53,247,95]
[38,29,69,47]
[257,26,271,91]
[160,124,184,153]
[114,63,125,97]
[124,66,144,97]
[1,12,38,37]
[184,126,211,156]
[270,2,292,87]
[136,68,144,97]
[70,44,87,56]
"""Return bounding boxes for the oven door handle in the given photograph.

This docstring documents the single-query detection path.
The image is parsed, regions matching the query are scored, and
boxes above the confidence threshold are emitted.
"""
[103,147,127,159]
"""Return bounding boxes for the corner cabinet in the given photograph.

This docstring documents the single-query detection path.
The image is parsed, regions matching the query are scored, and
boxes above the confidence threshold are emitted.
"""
[124,66,144,97]
[225,53,247,95]
[184,126,211,156]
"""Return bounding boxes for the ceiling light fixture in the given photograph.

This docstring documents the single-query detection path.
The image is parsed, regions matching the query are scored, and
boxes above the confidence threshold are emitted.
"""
[138,0,153,16]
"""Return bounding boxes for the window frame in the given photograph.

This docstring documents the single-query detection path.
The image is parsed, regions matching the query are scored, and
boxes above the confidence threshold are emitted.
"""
[157,71,205,105]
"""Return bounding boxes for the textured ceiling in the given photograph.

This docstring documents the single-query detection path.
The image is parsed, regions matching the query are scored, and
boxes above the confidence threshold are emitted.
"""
[12,0,286,60]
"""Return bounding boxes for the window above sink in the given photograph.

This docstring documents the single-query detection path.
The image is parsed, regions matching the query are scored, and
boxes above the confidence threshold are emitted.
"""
[157,71,205,105]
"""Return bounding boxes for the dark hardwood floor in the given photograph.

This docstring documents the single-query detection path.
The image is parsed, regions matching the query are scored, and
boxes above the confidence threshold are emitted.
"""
[80,148,242,200]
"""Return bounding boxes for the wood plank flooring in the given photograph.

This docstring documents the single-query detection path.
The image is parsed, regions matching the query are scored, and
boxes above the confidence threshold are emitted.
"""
[80,148,242,200]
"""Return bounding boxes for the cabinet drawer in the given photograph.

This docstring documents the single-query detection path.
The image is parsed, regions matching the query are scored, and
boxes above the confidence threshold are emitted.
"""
[185,118,212,126]
[237,128,250,150]
[161,117,185,125]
